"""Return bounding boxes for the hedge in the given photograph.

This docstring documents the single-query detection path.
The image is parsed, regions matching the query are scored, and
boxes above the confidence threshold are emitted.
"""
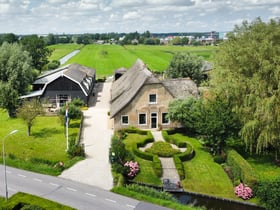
[226,149,258,189]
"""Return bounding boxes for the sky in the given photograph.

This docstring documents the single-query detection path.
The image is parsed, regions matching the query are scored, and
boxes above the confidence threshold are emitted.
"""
[0,0,279,34]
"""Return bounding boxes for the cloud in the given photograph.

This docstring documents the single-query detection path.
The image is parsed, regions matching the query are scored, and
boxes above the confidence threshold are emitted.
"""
[0,0,278,34]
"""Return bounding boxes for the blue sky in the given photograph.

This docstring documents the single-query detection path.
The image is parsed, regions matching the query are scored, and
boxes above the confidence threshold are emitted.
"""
[0,0,279,34]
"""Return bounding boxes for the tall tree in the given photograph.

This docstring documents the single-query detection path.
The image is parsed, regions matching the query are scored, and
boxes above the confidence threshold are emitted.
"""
[20,35,51,71]
[210,18,280,154]
[17,99,45,136]
[0,42,33,117]
[165,52,204,85]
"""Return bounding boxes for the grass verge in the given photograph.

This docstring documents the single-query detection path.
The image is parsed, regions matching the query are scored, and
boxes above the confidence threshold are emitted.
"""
[0,192,75,210]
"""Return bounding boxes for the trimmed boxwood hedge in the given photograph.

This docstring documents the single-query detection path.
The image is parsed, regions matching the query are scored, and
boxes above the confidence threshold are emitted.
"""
[226,149,258,189]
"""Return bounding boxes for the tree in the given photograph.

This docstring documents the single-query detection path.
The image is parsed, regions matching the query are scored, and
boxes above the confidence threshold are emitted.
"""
[20,35,51,71]
[165,52,204,85]
[0,42,33,117]
[17,99,45,136]
[210,18,280,154]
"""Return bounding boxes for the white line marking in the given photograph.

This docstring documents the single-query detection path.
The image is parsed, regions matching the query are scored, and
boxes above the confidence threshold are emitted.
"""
[85,193,96,197]
[50,182,59,187]
[8,187,17,192]
[18,174,26,178]
[6,170,11,174]
[126,204,135,208]
[33,178,42,182]
[66,187,77,192]
[105,198,116,203]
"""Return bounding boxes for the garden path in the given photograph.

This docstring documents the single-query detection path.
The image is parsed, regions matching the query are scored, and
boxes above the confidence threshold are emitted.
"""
[150,131,180,182]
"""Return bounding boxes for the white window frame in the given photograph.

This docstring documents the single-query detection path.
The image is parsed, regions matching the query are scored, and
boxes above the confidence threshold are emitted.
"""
[149,94,157,104]
[138,113,147,126]
[121,115,129,125]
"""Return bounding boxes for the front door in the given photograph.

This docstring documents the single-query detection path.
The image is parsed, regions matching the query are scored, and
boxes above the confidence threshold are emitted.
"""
[151,113,157,129]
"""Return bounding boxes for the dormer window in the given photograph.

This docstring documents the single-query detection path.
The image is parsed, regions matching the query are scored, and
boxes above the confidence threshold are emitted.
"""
[149,94,157,104]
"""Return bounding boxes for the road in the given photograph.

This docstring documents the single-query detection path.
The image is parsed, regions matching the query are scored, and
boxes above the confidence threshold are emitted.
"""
[0,166,170,210]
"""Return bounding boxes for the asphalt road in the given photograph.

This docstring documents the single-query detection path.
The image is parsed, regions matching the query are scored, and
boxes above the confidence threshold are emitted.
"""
[0,166,170,210]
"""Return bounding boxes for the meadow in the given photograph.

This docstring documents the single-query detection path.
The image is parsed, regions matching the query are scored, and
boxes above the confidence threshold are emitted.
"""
[49,44,217,77]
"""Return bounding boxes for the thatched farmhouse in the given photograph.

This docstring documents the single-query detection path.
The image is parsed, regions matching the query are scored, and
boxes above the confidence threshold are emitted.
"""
[21,63,96,108]
[110,59,198,130]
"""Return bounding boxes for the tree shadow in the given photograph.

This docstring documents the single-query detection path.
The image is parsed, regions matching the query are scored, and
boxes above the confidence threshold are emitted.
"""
[32,128,61,138]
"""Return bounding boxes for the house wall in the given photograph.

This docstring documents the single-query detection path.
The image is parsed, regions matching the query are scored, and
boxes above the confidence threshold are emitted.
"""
[41,77,88,106]
[113,83,180,130]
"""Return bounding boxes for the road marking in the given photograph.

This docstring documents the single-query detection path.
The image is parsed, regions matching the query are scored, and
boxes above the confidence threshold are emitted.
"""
[66,187,77,192]
[18,174,26,178]
[50,182,59,187]
[126,204,135,208]
[8,187,17,192]
[6,170,11,174]
[33,178,42,182]
[85,193,96,197]
[105,198,116,203]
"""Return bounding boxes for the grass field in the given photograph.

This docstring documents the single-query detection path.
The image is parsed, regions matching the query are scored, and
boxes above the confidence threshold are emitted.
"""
[0,109,82,175]
[49,44,217,77]
[48,43,83,61]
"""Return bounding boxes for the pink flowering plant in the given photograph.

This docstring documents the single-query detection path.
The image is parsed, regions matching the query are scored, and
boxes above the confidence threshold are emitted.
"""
[124,161,139,178]
[234,183,253,200]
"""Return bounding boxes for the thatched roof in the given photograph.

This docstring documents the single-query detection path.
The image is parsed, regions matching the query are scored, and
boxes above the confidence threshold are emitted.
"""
[162,78,198,99]
[110,59,198,118]
[110,59,155,117]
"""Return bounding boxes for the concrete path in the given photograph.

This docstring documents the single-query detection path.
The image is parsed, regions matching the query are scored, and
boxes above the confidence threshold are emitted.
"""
[59,82,114,190]
[150,131,180,182]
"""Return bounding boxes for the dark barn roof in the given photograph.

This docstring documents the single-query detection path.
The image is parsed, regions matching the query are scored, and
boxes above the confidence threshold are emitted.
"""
[21,63,96,99]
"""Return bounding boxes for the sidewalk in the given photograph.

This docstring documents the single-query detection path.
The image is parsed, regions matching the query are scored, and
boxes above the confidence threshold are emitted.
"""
[59,82,113,190]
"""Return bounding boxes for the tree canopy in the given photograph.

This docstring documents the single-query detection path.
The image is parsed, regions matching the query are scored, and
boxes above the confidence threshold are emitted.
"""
[210,18,280,154]
[20,35,51,71]
[0,42,33,117]
[165,52,204,85]
[17,99,45,136]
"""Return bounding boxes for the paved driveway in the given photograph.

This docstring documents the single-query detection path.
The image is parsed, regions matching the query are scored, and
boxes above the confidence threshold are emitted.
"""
[60,82,114,190]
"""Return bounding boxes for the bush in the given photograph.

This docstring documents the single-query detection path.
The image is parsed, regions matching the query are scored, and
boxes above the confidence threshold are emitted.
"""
[67,138,85,158]
[234,183,253,200]
[213,155,226,164]
[226,149,258,190]
[256,177,280,210]
[145,141,180,157]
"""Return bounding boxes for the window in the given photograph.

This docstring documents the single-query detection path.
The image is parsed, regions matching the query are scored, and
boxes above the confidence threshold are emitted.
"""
[138,113,146,125]
[121,115,129,125]
[162,113,169,124]
[149,94,157,104]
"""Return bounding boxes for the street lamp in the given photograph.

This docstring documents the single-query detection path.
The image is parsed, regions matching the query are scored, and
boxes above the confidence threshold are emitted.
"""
[2,129,18,200]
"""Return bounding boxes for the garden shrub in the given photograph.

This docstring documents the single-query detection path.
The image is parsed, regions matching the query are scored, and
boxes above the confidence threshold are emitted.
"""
[146,141,180,157]
[226,149,258,189]
[125,184,178,203]
[173,156,185,179]
[153,155,162,177]
[256,177,280,210]
[67,138,85,158]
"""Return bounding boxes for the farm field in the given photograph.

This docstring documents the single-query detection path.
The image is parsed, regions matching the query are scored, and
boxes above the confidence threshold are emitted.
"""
[49,44,217,77]
[48,43,83,61]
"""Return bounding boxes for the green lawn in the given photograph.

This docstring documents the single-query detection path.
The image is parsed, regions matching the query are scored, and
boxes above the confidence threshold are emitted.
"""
[123,133,162,186]
[48,44,217,78]
[0,109,82,175]
[48,43,83,61]
[167,133,236,199]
